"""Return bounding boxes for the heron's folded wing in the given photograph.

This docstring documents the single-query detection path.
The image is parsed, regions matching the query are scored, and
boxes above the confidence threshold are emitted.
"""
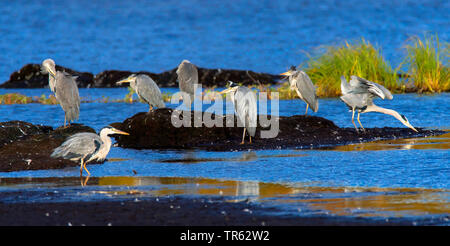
[176,60,198,95]
[52,133,101,160]
[136,75,165,107]
[296,71,319,112]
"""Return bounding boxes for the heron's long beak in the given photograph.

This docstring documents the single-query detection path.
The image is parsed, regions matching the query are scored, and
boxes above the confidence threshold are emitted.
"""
[112,128,130,135]
[407,123,418,132]
[116,78,132,85]
[45,65,56,76]
[280,71,293,76]
[219,88,234,94]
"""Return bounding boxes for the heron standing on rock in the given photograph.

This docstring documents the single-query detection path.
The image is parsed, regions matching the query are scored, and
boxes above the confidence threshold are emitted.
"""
[220,82,257,144]
[51,126,129,176]
[280,66,319,115]
[116,74,166,112]
[176,60,198,106]
[340,75,417,132]
[41,58,80,127]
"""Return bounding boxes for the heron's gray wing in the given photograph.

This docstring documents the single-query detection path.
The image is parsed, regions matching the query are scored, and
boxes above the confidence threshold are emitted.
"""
[349,76,393,100]
[51,133,101,161]
[55,72,80,122]
[340,93,372,111]
[135,75,166,108]
[296,71,319,112]
[340,76,352,95]
[176,60,198,96]
[235,87,257,137]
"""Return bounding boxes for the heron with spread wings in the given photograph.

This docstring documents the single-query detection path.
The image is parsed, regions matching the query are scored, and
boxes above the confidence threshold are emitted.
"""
[116,74,166,111]
[41,58,80,127]
[340,75,417,132]
[280,66,319,115]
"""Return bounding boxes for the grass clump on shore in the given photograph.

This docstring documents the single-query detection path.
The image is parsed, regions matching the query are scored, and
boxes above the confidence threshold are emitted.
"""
[403,34,449,93]
[300,39,402,97]
[0,93,32,104]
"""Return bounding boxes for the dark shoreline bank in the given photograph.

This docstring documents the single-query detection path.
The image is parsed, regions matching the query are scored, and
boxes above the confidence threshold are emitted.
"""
[0,194,435,226]
[0,63,282,89]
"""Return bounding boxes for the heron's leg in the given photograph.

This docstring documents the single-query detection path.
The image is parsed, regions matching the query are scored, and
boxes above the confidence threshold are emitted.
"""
[64,118,67,128]
[249,135,252,144]
[83,161,91,176]
[305,104,309,115]
[81,175,90,187]
[351,109,358,132]
[357,112,365,132]
[80,159,84,176]
[241,128,247,145]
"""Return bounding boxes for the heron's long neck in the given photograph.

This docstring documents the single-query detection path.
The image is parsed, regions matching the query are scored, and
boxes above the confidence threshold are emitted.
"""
[48,74,56,92]
[365,104,403,122]
[99,132,112,159]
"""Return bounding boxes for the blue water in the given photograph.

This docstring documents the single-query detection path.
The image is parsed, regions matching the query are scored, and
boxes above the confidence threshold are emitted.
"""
[1,0,448,83]
[0,90,449,190]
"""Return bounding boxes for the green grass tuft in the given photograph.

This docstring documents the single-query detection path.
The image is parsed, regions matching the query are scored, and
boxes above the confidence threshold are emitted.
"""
[403,34,449,93]
[300,38,402,97]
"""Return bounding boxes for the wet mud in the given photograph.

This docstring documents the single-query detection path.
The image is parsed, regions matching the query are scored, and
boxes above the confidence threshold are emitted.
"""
[0,193,428,226]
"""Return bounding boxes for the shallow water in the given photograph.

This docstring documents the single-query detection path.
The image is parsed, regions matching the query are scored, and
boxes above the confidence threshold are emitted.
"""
[0,89,448,224]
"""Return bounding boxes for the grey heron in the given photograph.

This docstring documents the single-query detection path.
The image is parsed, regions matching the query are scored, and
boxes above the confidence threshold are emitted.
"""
[176,60,198,105]
[220,82,257,144]
[340,75,417,132]
[116,74,166,111]
[41,58,81,127]
[280,66,319,115]
[51,127,129,176]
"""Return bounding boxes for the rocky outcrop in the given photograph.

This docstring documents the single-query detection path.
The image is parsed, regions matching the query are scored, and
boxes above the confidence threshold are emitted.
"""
[0,122,96,172]
[1,64,281,88]
[109,108,441,151]
[0,64,94,88]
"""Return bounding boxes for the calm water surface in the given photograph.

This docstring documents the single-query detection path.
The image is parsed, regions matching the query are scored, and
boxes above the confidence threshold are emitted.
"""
[0,90,448,222]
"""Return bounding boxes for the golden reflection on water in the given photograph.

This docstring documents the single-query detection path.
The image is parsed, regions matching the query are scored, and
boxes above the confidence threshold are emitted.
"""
[1,176,448,217]
[321,131,450,151]
[94,176,449,217]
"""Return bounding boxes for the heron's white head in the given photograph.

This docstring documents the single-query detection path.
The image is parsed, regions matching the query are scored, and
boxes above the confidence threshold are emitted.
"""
[279,65,298,77]
[219,81,239,94]
[398,114,418,132]
[116,74,138,88]
[41,58,56,77]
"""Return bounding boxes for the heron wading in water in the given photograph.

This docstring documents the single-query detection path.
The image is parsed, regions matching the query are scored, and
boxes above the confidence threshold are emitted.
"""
[51,127,129,176]
[340,75,417,132]
[280,66,319,115]
[176,59,198,106]
[220,82,257,144]
[116,74,166,112]
[41,58,80,127]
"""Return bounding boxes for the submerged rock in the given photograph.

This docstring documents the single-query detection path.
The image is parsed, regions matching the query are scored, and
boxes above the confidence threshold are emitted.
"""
[0,122,96,172]
[0,64,94,88]
[110,108,442,151]
[1,64,281,88]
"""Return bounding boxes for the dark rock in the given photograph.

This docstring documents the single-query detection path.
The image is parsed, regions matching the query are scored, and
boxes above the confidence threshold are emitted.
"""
[0,122,96,172]
[0,64,94,88]
[110,108,443,151]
